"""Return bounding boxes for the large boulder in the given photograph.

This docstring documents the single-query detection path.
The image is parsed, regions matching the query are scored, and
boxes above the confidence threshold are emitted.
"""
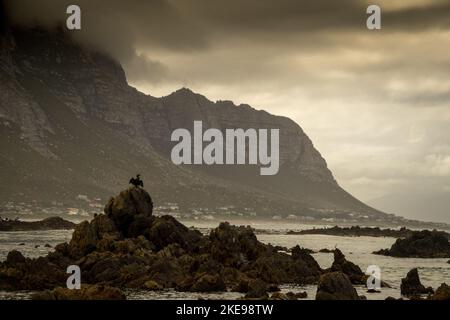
[104,187,153,236]
[374,230,450,258]
[209,222,265,267]
[316,272,360,300]
[291,245,322,272]
[400,268,434,297]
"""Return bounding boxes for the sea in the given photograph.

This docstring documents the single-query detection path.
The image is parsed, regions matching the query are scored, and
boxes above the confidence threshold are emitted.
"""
[1,219,449,300]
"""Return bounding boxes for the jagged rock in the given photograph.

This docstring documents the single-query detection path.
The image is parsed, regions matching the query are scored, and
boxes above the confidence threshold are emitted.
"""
[5,250,26,265]
[400,268,434,297]
[32,285,126,300]
[68,214,120,258]
[329,248,365,284]
[242,252,320,285]
[315,272,360,300]
[104,187,153,236]
[431,283,450,300]
[145,215,203,252]
[374,230,450,258]
[241,244,321,285]
[291,245,321,271]
[209,222,264,267]
[0,251,66,290]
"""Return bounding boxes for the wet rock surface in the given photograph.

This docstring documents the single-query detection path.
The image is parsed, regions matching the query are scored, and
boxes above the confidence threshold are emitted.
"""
[373,230,450,258]
[400,268,434,297]
[431,283,450,300]
[315,272,360,300]
[328,249,365,285]
[32,284,126,300]
[0,188,323,298]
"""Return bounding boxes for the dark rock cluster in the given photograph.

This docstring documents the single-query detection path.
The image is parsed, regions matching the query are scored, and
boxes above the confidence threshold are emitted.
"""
[0,187,325,298]
[431,283,450,300]
[400,268,434,297]
[373,230,450,258]
[289,225,447,239]
[315,272,360,300]
[328,249,365,284]
[0,217,76,231]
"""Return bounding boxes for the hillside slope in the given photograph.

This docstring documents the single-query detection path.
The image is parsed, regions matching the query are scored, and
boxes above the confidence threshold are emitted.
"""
[0,26,384,221]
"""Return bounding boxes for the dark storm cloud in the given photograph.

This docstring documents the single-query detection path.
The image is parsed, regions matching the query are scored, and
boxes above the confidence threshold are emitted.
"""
[4,0,209,83]
[5,0,450,85]
[5,0,450,51]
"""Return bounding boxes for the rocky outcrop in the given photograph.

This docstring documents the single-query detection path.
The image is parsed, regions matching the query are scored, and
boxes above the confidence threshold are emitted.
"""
[32,285,126,300]
[289,226,442,239]
[0,217,76,231]
[315,272,360,300]
[0,250,67,290]
[431,283,450,300]
[400,268,434,297]
[104,187,153,237]
[328,249,365,284]
[374,230,450,258]
[0,188,323,298]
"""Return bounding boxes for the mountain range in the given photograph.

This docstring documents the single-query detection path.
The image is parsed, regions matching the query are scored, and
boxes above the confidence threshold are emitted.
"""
[0,18,393,222]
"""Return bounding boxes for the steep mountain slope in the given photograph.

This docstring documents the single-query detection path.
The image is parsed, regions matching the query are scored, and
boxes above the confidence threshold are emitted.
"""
[0,25,385,220]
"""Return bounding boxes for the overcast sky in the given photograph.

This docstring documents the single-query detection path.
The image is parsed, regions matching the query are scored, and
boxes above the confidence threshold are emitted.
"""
[6,0,450,222]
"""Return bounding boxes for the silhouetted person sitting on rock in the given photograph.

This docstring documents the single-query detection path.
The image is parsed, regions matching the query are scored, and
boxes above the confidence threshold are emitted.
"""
[129,174,144,188]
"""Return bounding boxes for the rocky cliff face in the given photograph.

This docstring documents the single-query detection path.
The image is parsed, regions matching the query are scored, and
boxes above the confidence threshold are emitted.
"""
[0,25,383,220]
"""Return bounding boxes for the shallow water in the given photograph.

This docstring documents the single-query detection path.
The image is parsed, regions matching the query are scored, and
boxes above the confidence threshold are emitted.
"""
[1,221,449,300]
